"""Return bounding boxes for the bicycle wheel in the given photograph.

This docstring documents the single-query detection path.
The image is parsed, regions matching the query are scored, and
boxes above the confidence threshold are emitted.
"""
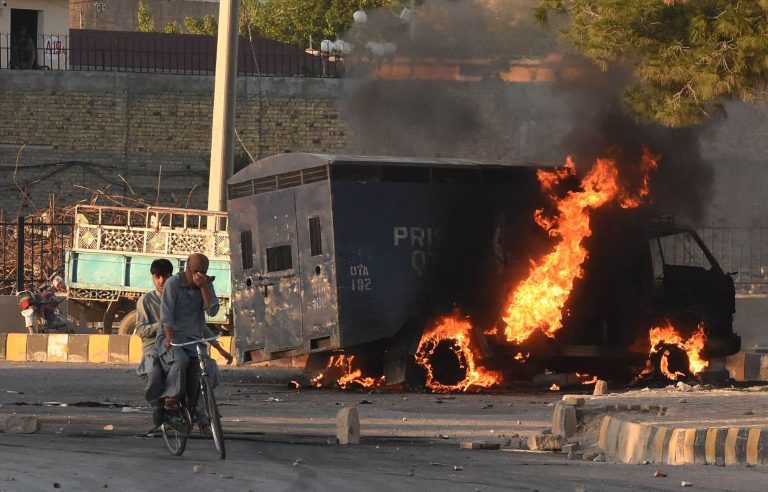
[201,377,225,459]
[161,407,191,456]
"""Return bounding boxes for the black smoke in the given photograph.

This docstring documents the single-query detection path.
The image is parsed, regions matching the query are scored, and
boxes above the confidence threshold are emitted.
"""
[550,61,715,225]
[338,1,717,224]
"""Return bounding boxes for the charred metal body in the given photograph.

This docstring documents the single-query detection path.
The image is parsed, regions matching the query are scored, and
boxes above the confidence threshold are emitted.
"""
[227,154,739,385]
[514,209,740,380]
[227,154,545,370]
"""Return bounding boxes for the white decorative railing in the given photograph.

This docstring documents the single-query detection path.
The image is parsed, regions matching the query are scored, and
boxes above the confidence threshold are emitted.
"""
[71,205,229,261]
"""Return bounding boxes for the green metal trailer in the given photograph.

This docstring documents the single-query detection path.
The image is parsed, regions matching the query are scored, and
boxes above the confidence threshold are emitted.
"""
[64,205,231,334]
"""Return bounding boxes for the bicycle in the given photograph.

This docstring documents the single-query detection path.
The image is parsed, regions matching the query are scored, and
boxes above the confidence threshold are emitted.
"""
[161,335,226,459]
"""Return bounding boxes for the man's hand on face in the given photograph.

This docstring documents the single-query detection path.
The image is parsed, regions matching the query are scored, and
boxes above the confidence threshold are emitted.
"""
[192,271,209,289]
[163,337,172,351]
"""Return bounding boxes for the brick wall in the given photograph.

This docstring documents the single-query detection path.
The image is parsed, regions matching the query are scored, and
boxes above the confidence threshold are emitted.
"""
[1,70,766,224]
[0,72,349,214]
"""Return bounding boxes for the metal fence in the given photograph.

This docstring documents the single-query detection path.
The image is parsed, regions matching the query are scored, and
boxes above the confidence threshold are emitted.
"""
[698,227,768,293]
[0,31,342,77]
[657,227,768,294]
[0,218,73,295]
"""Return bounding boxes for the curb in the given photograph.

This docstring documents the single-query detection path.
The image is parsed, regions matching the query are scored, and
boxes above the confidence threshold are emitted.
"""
[0,334,234,366]
[598,415,768,466]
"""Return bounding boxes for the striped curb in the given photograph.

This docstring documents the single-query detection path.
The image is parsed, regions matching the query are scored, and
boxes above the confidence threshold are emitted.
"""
[598,414,768,466]
[0,334,234,366]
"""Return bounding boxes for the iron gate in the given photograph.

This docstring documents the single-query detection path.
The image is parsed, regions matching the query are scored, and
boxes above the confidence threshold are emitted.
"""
[0,217,73,295]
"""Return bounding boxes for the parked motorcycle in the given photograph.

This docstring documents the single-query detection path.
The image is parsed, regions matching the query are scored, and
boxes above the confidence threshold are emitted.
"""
[17,275,71,334]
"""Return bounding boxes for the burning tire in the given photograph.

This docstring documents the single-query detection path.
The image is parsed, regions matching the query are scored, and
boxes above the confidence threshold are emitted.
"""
[633,315,710,384]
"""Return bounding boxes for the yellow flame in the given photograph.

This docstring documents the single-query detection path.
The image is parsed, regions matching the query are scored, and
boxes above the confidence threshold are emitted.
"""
[648,320,709,378]
[502,151,658,344]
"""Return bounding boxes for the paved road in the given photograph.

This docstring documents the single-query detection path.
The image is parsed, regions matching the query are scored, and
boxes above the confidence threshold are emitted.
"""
[1,364,767,491]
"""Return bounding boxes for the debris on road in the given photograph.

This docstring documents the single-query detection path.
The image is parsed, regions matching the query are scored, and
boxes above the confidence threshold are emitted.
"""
[460,441,500,450]
[528,433,567,451]
[292,458,304,466]
[0,414,40,434]
[676,382,692,392]
[103,425,114,431]
[681,481,693,487]
[43,402,67,407]
[561,443,578,454]
[654,471,668,478]
[452,466,463,471]
[582,449,600,461]
[192,465,203,474]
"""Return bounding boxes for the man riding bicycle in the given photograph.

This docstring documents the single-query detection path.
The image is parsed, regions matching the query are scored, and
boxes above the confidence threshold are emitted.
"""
[157,253,232,428]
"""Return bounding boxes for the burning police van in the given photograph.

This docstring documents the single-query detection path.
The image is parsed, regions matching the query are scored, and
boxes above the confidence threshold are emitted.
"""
[227,153,739,390]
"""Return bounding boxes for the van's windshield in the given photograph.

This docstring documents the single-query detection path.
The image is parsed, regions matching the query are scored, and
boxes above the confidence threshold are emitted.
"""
[650,231,712,279]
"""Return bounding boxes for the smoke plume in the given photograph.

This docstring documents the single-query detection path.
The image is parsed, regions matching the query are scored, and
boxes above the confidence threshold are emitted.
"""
[338,0,716,224]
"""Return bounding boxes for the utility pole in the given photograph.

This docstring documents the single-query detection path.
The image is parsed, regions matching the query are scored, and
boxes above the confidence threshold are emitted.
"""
[208,0,240,214]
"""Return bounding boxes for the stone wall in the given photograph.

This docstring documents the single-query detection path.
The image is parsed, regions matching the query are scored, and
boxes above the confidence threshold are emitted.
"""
[0,71,348,214]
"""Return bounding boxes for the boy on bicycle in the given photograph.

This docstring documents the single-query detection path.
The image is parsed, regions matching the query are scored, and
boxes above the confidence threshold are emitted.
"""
[135,258,174,428]
[157,253,233,418]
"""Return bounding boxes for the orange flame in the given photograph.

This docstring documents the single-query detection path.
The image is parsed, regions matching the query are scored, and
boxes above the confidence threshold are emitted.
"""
[549,384,560,391]
[502,151,658,344]
[311,354,385,389]
[415,313,502,393]
[648,320,709,379]
[514,352,530,363]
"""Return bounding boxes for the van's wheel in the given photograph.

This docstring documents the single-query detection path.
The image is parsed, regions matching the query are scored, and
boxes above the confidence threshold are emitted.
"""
[118,310,138,335]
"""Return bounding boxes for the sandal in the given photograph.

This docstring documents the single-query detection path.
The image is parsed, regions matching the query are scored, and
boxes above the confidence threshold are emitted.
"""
[163,397,181,411]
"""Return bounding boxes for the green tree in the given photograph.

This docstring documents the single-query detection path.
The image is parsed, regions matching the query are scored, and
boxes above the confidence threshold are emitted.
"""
[184,14,218,36]
[164,21,182,34]
[240,0,394,48]
[536,0,768,127]
[137,1,156,32]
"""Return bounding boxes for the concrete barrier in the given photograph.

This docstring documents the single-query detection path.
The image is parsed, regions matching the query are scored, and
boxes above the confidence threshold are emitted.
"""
[0,334,234,365]
[598,414,768,466]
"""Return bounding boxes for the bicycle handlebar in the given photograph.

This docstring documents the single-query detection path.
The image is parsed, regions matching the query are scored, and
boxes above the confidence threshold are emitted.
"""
[170,335,221,347]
